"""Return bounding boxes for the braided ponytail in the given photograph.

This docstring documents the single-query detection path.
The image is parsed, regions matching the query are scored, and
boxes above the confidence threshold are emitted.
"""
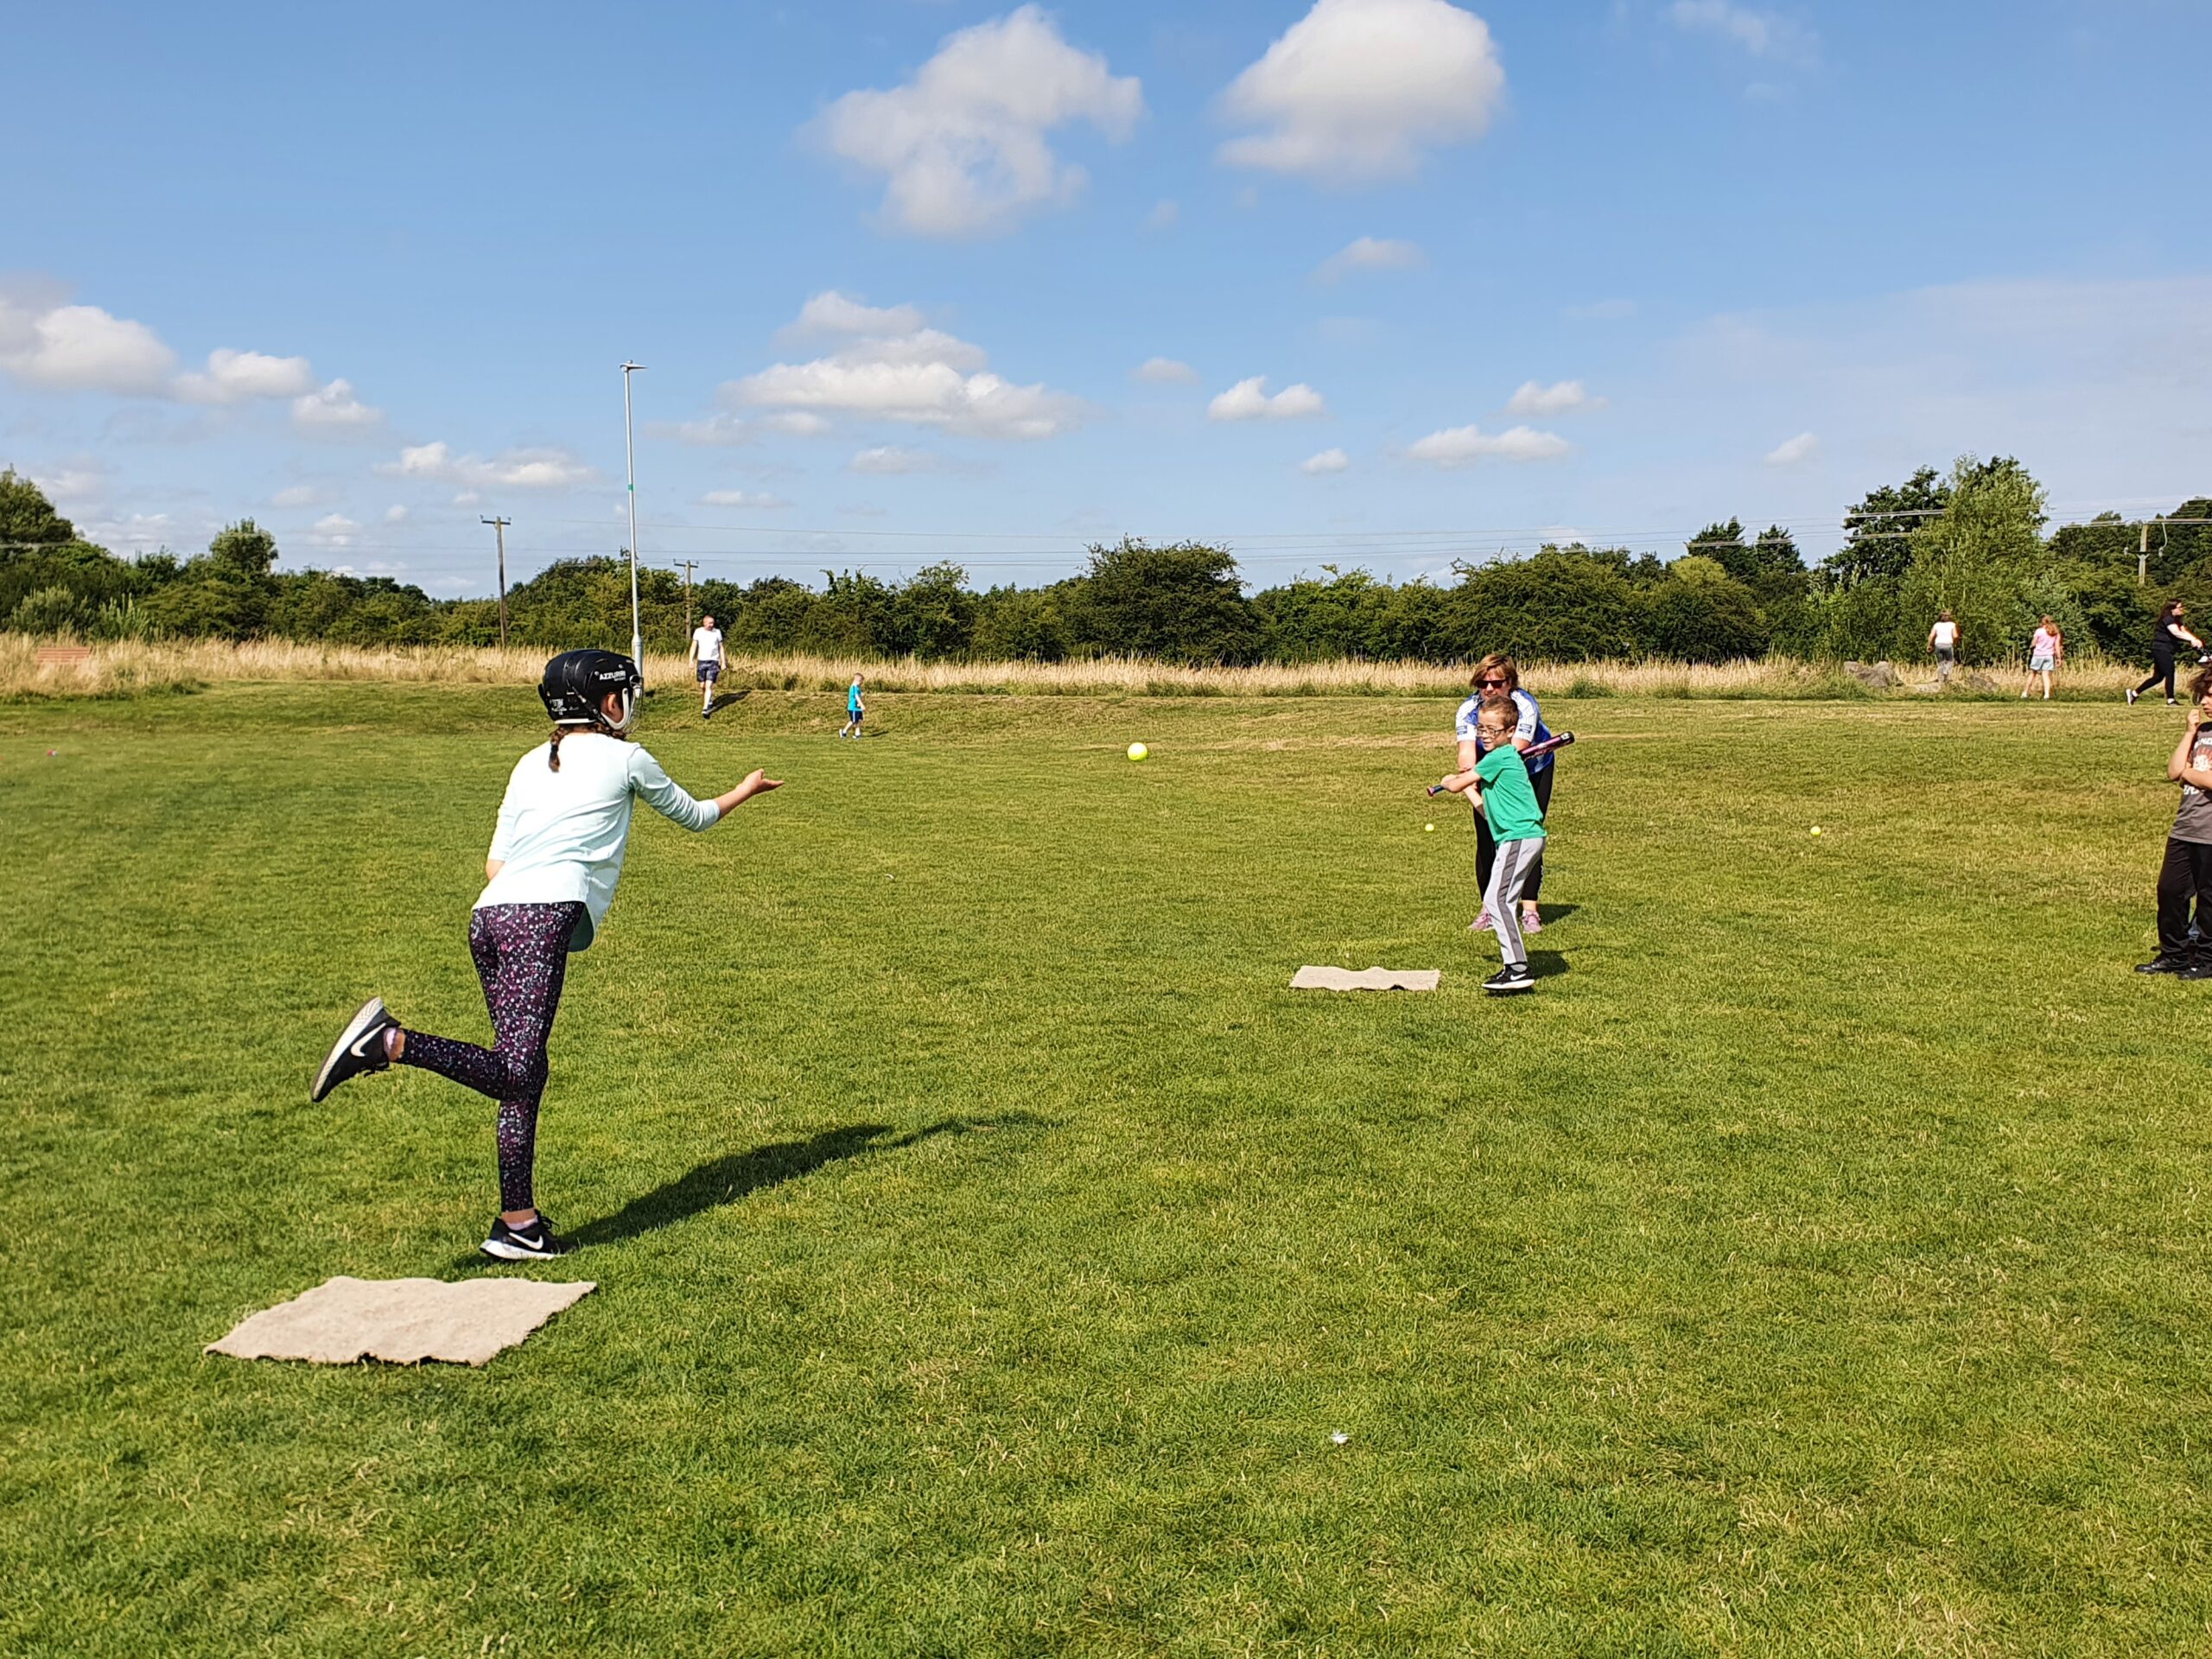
[548,728,566,772]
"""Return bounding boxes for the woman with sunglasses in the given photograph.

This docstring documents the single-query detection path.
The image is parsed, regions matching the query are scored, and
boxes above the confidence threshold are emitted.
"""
[1454,654,1556,935]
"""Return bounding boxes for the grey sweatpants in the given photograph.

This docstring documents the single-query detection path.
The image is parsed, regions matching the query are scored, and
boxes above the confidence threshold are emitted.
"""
[1486,836,1543,968]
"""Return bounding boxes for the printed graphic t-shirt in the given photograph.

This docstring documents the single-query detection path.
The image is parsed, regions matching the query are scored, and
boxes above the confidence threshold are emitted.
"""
[2176,728,2212,844]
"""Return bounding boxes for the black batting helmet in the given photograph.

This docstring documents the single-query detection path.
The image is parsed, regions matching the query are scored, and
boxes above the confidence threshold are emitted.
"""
[538,649,642,730]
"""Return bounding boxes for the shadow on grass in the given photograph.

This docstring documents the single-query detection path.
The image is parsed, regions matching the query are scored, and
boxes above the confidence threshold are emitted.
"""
[561,1113,1047,1250]
[1533,902,1580,925]
[705,690,751,717]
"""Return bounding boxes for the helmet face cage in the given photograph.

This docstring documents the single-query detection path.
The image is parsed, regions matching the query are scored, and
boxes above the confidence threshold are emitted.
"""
[539,650,642,732]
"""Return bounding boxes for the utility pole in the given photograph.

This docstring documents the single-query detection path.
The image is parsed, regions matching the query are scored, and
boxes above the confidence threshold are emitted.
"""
[621,361,645,677]
[481,516,512,646]
[2140,522,2152,587]
[674,559,699,632]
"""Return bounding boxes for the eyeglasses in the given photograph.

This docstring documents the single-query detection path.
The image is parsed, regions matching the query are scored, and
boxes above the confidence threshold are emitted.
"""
[1477,678,1508,688]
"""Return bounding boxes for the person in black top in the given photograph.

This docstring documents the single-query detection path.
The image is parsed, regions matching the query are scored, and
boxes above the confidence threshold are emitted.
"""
[2131,601,2205,707]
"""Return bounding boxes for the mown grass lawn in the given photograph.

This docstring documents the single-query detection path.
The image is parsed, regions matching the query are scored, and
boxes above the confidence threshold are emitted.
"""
[3,681,2209,1656]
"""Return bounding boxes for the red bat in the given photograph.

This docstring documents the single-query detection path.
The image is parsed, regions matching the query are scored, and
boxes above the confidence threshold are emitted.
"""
[1427,731,1573,794]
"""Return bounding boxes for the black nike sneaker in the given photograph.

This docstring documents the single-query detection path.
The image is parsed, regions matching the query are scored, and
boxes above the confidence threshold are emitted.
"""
[311,997,398,1102]
[480,1216,569,1261]
[1483,963,1536,995]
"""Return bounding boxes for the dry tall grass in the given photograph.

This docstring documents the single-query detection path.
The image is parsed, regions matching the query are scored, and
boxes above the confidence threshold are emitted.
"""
[0,632,2154,703]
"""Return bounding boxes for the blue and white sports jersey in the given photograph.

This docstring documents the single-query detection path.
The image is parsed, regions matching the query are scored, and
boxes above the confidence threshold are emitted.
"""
[1453,688,1554,773]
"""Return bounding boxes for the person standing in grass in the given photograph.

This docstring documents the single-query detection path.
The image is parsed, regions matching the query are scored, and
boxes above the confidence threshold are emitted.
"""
[2131,601,2204,707]
[309,649,783,1259]
[689,613,725,720]
[2139,667,2212,979]
[1456,653,1555,936]
[2021,617,2063,700]
[1929,611,1961,687]
[1434,701,1546,995]
[839,671,866,739]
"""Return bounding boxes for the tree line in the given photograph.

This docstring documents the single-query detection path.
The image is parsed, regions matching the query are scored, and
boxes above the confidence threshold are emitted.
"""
[4,457,2207,665]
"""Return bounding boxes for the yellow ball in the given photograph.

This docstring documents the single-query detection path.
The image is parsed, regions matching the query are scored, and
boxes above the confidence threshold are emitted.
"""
[1425,823,1435,832]
[1127,742,1148,761]
[1810,826,1823,836]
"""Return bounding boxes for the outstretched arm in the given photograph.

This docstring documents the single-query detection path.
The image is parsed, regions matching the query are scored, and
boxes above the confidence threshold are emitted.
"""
[632,749,783,830]
[710,768,783,815]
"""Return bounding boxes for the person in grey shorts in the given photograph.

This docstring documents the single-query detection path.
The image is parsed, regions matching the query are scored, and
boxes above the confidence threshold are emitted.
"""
[689,614,725,719]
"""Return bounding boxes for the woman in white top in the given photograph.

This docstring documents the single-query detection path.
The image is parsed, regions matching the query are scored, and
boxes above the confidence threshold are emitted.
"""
[309,650,782,1259]
[1928,611,1961,686]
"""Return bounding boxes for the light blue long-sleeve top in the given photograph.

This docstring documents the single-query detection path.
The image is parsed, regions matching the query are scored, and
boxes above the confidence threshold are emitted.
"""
[475,732,720,950]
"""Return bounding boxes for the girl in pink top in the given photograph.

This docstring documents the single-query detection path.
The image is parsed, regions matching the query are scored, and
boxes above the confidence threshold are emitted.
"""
[2022,616,2063,701]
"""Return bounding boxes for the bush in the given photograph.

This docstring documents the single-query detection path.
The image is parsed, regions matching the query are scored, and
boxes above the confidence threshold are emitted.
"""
[1443,550,1643,663]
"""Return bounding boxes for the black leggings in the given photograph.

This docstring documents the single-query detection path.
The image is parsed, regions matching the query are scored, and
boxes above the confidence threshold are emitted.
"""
[398,901,583,1211]
[2136,653,2179,702]
[2158,838,2212,958]
[1475,763,1555,905]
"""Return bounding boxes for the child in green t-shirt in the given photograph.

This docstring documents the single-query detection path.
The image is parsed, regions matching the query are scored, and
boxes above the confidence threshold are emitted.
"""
[1435,703,1547,993]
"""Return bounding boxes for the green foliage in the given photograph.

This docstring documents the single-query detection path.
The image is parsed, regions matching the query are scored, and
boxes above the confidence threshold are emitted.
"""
[1643,560,1768,662]
[1446,548,1643,662]
[969,586,1071,661]
[1074,538,1261,664]
[1827,466,1949,588]
[0,467,78,546]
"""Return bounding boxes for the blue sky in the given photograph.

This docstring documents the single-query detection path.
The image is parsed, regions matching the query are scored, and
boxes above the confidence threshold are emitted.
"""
[4,0,2208,594]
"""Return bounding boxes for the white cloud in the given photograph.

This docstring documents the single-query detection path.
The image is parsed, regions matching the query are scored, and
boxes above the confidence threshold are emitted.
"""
[29,459,106,503]
[764,410,833,437]
[1315,236,1424,283]
[1668,1,1818,66]
[1146,199,1179,232]
[378,442,596,491]
[1208,376,1326,421]
[1132,356,1200,385]
[816,5,1144,238]
[0,297,175,394]
[291,378,383,431]
[309,512,361,548]
[383,505,409,524]
[175,347,315,404]
[269,482,328,509]
[785,290,927,339]
[1505,378,1602,416]
[1300,448,1351,474]
[700,490,793,509]
[728,294,1082,440]
[1408,423,1571,465]
[1765,430,1820,466]
[848,445,938,474]
[1217,0,1505,183]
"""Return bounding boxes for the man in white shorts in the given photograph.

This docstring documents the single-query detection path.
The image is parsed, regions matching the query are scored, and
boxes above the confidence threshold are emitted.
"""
[689,613,725,719]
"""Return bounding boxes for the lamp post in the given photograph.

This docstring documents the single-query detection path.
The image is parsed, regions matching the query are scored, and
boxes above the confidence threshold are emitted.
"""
[621,360,645,675]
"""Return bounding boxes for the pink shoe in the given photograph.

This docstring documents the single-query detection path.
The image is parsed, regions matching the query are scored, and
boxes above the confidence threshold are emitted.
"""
[1469,910,1495,931]
[1521,909,1544,935]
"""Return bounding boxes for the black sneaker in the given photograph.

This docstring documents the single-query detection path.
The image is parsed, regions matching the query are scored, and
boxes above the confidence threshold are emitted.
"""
[311,997,398,1101]
[1483,963,1536,995]
[480,1215,569,1261]
[2135,956,2193,975]
[2179,960,2212,981]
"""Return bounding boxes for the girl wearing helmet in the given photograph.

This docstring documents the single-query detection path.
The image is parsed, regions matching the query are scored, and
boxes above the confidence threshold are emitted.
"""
[309,650,783,1260]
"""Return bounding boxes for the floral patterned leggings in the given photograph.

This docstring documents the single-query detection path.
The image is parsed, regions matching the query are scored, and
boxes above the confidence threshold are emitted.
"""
[397,901,584,1211]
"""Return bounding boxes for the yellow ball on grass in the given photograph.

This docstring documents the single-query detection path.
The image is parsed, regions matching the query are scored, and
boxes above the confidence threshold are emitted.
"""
[1127,742,1148,761]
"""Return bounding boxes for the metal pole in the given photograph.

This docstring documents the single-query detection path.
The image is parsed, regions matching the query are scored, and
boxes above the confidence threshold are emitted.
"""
[482,516,512,646]
[621,361,645,675]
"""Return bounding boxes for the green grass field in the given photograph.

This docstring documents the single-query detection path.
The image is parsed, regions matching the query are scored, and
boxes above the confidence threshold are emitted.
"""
[5,682,2210,1656]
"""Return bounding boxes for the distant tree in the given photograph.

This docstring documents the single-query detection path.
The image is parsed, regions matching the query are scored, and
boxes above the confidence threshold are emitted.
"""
[1074,539,1260,664]
[1443,548,1643,663]
[1827,467,1949,588]
[1644,557,1768,661]
[1253,567,1393,662]
[1896,454,2048,664]
[882,562,976,659]
[970,586,1072,661]
[206,519,279,577]
[0,468,78,546]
